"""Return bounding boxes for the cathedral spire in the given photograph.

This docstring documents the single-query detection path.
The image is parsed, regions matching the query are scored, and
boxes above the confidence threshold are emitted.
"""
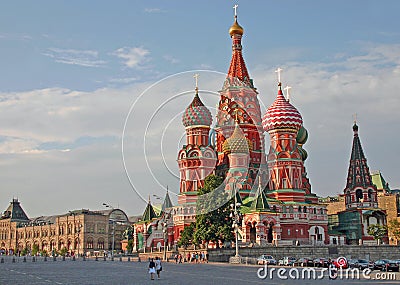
[345,121,372,189]
[344,121,378,209]
[227,5,251,87]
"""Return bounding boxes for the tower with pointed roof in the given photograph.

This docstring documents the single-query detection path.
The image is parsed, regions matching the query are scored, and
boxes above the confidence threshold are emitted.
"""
[344,122,378,209]
[215,9,266,194]
[332,121,387,245]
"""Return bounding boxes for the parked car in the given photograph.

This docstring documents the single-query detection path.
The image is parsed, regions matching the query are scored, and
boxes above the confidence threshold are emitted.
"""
[294,257,314,267]
[347,259,358,268]
[257,255,277,265]
[313,258,329,268]
[278,256,297,266]
[354,259,373,270]
[373,260,399,272]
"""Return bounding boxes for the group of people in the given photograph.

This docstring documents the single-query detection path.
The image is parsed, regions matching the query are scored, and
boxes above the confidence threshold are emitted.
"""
[148,252,210,280]
[174,252,209,263]
[148,257,162,280]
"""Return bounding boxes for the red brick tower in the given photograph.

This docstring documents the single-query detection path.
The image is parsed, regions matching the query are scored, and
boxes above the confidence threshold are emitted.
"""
[177,82,216,205]
[215,13,266,196]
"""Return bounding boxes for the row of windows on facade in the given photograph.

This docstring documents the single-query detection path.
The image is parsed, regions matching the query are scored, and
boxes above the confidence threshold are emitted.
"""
[21,239,107,250]
[346,189,376,204]
[170,205,325,215]
[0,226,108,240]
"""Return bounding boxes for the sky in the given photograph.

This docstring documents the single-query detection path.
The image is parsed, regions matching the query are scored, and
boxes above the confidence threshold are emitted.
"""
[1,1,400,217]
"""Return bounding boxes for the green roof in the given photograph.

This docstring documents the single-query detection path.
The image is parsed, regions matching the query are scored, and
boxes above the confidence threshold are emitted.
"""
[371,171,391,192]
[161,190,173,213]
[142,201,157,221]
[250,182,270,211]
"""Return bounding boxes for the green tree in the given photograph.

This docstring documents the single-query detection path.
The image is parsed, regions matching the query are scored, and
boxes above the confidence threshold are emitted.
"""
[59,247,68,256]
[178,222,196,248]
[21,247,28,256]
[388,219,400,244]
[31,244,39,256]
[126,239,133,253]
[367,224,388,244]
[193,175,234,247]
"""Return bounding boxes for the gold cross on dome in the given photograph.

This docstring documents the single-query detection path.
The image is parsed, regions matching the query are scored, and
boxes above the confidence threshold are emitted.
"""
[275,67,283,83]
[284,86,292,101]
[233,4,238,17]
[193,73,199,89]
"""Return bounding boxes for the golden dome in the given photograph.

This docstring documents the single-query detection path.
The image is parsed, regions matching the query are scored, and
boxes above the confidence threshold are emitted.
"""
[222,124,252,154]
[229,18,244,36]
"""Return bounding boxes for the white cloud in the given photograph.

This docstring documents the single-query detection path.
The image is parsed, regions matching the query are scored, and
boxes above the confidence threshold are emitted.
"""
[163,55,179,64]
[144,8,166,13]
[43,48,106,67]
[112,47,150,68]
[109,77,139,84]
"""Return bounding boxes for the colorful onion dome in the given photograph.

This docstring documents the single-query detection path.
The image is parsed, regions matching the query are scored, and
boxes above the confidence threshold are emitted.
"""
[262,86,303,132]
[298,146,308,161]
[182,92,212,128]
[296,126,308,145]
[222,124,253,154]
[229,17,244,36]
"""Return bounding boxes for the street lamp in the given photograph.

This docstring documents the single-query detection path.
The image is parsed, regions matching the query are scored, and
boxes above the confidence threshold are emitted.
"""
[230,186,242,258]
[103,203,115,259]
[161,210,172,261]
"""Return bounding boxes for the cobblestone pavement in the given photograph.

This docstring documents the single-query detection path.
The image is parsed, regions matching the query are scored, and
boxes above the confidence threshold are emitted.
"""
[1,256,400,285]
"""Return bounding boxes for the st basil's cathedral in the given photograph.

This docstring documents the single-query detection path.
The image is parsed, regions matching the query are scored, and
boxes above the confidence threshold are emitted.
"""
[132,9,387,251]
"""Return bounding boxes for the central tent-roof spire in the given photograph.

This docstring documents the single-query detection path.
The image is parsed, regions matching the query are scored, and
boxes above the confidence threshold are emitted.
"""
[227,4,251,87]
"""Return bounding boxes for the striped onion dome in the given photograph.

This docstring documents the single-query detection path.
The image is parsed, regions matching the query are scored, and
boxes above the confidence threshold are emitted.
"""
[182,91,212,128]
[222,124,253,154]
[262,87,303,132]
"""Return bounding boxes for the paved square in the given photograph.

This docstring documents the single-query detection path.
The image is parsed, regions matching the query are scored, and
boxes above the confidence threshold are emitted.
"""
[1,256,400,285]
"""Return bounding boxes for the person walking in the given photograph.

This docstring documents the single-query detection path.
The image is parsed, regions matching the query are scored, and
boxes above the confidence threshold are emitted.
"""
[148,258,156,280]
[155,257,162,279]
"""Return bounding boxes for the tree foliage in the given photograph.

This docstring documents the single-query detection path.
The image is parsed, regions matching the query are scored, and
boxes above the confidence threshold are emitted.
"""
[367,224,387,243]
[388,219,400,243]
[193,175,234,247]
[178,222,196,248]
[31,244,39,256]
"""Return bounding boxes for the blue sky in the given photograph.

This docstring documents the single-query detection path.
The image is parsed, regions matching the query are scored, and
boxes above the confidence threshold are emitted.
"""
[1,1,400,217]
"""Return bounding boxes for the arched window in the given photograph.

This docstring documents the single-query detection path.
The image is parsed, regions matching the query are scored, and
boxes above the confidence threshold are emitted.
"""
[356,189,363,203]
[282,206,287,213]
[289,206,294,213]
[303,206,307,213]
[87,238,94,249]
[368,189,373,202]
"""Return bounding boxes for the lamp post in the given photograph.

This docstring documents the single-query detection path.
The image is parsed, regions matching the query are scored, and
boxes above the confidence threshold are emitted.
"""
[230,186,242,258]
[161,211,171,261]
[102,203,115,258]
[76,224,83,257]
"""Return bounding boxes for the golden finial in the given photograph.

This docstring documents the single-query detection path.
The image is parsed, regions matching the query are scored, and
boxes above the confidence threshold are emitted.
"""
[229,4,244,36]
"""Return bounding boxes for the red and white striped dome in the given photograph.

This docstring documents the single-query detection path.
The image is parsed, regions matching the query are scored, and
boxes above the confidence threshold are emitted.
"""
[262,88,303,132]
